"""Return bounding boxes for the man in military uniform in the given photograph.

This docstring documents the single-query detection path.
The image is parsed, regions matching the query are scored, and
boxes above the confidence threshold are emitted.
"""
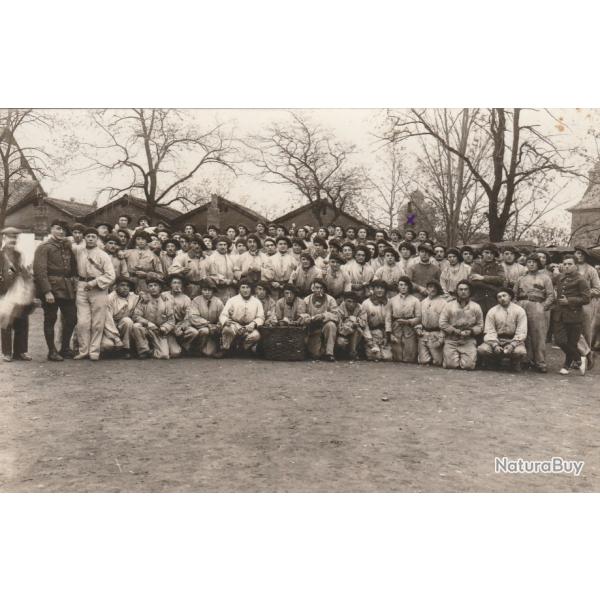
[33,220,78,361]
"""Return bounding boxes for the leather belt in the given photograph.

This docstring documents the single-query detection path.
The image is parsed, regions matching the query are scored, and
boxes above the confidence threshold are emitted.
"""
[78,276,95,282]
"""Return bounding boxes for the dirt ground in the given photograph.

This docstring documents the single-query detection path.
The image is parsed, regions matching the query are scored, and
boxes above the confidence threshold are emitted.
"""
[0,310,598,492]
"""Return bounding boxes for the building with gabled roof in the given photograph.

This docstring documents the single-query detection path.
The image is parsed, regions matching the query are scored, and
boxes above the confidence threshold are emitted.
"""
[568,162,600,246]
[170,194,266,232]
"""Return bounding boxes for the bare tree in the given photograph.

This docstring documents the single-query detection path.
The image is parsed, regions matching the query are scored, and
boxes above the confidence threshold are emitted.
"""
[363,137,405,230]
[385,108,581,241]
[0,109,53,228]
[245,111,365,225]
[84,109,237,217]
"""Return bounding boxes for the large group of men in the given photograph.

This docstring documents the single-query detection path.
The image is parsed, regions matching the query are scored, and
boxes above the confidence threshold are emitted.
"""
[1,213,599,376]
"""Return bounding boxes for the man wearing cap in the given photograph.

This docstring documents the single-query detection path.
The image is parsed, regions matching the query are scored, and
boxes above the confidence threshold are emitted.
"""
[103,234,129,281]
[440,248,471,296]
[310,237,329,273]
[33,220,78,361]
[304,278,339,361]
[361,279,392,361]
[70,223,86,250]
[255,280,277,325]
[100,275,139,358]
[468,243,505,317]
[574,246,600,348]
[272,283,309,325]
[124,230,164,292]
[433,244,449,272]
[385,276,421,363]
[206,236,236,302]
[477,288,528,372]
[0,227,33,361]
[160,238,180,274]
[219,278,265,352]
[553,254,590,375]
[72,227,116,360]
[406,243,441,299]
[439,280,484,370]
[461,246,475,268]
[169,235,207,298]
[235,234,264,284]
[501,246,527,288]
[289,252,322,298]
[415,280,447,366]
[132,276,177,359]
[398,241,417,272]
[114,214,135,238]
[374,246,406,296]
[342,245,374,302]
[162,273,191,355]
[334,290,367,360]
[95,223,112,249]
[514,253,555,372]
[181,278,224,357]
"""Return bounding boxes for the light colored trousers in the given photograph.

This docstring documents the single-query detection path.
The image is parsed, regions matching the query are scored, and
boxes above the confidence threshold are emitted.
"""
[221,323,260,350]
[306,321,337,358]
[443,338,477,370]
[390,322,417,363]
[101,316,134,351]
[182,326,219,356]
[76,283,109,358]
[132,323,181,359]
[364,329,392,361]
[417,331,444,366]
[519,300,550,368]
[477,339,527,363]
[335,330,360,355]
[582,298,599,347]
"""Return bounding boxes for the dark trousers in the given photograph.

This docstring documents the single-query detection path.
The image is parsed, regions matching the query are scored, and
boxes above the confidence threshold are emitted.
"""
[42,298,77,354]
[554,319,583,367]
[1,315,29,356]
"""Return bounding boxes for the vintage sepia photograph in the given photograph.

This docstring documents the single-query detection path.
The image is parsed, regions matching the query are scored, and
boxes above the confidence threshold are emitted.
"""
[1,107,598,492]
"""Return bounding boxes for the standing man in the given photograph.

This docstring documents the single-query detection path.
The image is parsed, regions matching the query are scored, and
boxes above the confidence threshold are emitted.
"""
[262,236,296,299]
[103,234,129,281]
[169,235,207,298]
[124,230,164,293]
[406,243,441,299]
[72,228,116,360]
[207,236,237,302]
[323,253,351,302]
[477,288,528,372]
[501,246,527,288]
[514,253,554,372]
[219,278,265,352]
[553,255,590,375]
[574,246,600,348]
[342,245,374,301]
[0,227,32,361]
[439,280,484,370]
[33,220,78,361]
[469,243,505,317]
[440,248,471,296]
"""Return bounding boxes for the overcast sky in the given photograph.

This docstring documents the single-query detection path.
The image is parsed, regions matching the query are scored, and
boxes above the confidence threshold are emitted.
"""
[16,108,600,225]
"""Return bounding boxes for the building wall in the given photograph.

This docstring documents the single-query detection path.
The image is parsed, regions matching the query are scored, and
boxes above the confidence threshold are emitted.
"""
[275,203,370,232]
[570,210,600,246]
[4,202,76,237]
[173,204,259,233]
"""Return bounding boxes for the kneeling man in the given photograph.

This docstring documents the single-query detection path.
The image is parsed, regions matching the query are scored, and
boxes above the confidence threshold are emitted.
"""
[101,276,139,358]
[219,278,265,352]
[182,278,224,356]
[477,287,528,371]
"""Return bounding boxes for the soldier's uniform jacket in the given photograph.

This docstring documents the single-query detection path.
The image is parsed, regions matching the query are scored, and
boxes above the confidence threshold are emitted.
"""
[552,272,590,324]
[133,294,176,333]
[468,260,505,309]
[33,238,77,299]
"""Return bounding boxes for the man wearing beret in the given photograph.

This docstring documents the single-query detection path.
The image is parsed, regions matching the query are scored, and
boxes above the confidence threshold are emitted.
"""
[262,236,296,300]
[0,227,33,361]
[440,248,471,296]
[103,234,129,281]
[162,274,192,354]
[124,230,164,293]
[219,278,265,352]
[132,276,178,359]
[477,288,528,371]
[169,235,207,299]
[100,275,139,358]
[33,220,78,361]
[374,246,406,297]
[181,278,224,357]
[361,279,392,361]
[235,234,264,284]
[304,278,339,361]
[501,246,527,288]
[415,280,447,366]
[334,290,367,360]
[206,236,237,302]
[289,252,322,298]
[439,280,484,370]
[468,243,505,317]
[342,245,374,302]
[72,228,115,360]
